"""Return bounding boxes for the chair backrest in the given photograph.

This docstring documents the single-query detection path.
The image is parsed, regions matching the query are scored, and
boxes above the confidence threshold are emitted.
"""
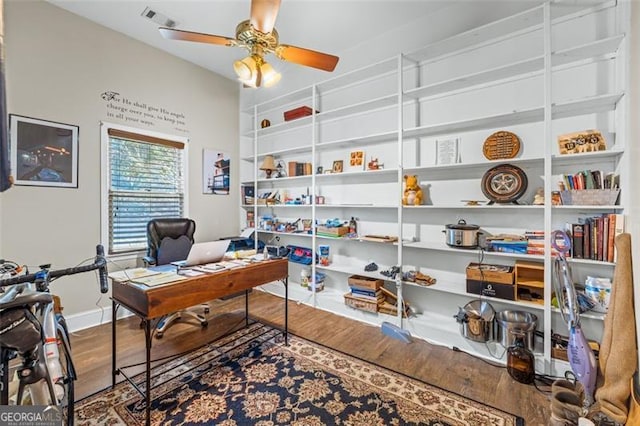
[146,218,196,266]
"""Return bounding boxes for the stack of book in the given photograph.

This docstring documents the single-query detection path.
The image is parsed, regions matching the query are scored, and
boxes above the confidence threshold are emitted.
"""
[567,214,624,262]
[288,161,313,176]
[348,282,385,304]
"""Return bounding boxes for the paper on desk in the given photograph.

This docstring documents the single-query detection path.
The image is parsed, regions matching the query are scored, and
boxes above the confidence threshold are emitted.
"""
[108,268,160,282]
[130,272,187,287]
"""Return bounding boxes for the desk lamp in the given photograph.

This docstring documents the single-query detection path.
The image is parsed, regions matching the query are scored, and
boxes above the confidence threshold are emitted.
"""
[260,155,277,179]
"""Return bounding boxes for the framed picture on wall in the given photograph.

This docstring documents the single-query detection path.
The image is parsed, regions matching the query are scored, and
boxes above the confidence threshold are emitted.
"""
[203,149,230,194]
[9,114,79,188]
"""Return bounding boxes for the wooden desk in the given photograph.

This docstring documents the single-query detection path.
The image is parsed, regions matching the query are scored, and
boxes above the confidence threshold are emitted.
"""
[110,258,288,426]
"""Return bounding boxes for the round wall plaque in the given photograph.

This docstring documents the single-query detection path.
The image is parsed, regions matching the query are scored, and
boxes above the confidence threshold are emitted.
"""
[481,164,528,204]
[483,131,521,160]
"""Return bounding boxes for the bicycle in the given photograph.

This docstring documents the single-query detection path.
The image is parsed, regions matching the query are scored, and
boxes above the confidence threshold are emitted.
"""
[0,244,108,425]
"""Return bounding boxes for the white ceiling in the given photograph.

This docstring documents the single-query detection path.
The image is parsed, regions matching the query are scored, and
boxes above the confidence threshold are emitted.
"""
[48,0,455,83]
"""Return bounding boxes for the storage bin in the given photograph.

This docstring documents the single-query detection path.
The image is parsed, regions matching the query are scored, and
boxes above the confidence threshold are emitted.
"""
[560,189,620,206]
[344,293,378,313]
[348,275,383,290]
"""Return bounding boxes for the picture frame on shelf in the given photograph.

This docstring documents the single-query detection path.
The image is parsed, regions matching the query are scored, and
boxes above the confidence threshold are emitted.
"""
[332,160,343,173]
[316,166,323,175]
[9,114,79,188]
[435,137,460,165]
[348,150,365,171]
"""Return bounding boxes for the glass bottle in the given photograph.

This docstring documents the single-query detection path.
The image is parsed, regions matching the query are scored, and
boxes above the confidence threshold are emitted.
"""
[507,330,535,384]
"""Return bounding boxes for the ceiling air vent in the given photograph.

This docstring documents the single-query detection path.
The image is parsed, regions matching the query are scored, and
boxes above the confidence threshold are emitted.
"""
[141,7,177,28]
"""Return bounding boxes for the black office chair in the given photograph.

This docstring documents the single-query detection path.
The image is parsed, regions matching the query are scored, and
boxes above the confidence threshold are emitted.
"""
[143,218,208,338]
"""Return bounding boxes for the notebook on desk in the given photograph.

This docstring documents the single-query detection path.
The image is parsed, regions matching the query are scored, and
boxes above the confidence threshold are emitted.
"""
[171,240,231,267]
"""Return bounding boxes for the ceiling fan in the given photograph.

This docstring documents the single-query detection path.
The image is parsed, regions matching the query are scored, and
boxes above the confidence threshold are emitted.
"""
[158,0,340,88]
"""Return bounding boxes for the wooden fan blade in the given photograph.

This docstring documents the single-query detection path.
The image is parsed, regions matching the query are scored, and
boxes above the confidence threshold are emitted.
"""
[159,27,237,47]
[276,45,339,72]
[250,0,281,34]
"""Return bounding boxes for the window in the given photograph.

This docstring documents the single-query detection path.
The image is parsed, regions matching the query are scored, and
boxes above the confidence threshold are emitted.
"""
[101,124,188,255]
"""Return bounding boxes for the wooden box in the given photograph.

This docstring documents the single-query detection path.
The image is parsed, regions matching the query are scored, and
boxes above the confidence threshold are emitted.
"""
[466,279,516,301]
[317,226,349,236]
[344,293,378,313]
[515,260,544,304]
[465,263,514,285]
[348,275,383,290]
[284,106,317,121]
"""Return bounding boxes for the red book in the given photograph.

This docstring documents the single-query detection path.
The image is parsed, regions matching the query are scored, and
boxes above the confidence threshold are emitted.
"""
[607,214,616,263]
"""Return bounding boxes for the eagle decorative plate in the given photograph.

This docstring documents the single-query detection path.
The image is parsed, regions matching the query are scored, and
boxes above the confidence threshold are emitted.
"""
[481,164,528,204]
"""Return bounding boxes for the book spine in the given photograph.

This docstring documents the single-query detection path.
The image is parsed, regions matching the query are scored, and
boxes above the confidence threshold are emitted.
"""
[602,215,609,262]
[596,216,604,261]
[571,223,584,259]
[583,219,591,260]
[613,214,625,262]
[607,213,616,263]
[288,162,297,177]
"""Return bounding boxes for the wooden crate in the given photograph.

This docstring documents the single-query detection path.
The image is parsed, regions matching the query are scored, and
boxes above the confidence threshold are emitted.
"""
[344,293,378,313]
[515,260,544,304]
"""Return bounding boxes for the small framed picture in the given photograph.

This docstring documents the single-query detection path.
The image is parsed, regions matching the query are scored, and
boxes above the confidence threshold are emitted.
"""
[10,114,79,188]
[435,137,461,165]
[316,166,323,175]
[332,160,343,173]
[348,150,365,171]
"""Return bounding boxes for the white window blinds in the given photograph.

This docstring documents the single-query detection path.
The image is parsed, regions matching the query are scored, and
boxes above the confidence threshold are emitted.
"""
[107,129,185,254]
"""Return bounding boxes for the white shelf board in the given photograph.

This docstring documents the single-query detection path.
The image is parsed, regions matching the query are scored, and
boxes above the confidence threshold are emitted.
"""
[403,93,623,139]
[314,287,398,329]
[403,157,543,179]
[250,115,313,138]
[316,94,397,123]
[316,130,397,151]
[315,204,398,209]
[242,145,312,162]
[404,34,623,101]
[552,205,622,211]
[252,204,313,209]
[250,87,312,116]
[404,204,543,210]
[257,230,313,238]
[316,57,398,94]
[405,6,543,64]
[315,168,398,183]
[256,175,311,185]
[551,150,624,168]
[258,280,315,306]
[403,240,545,261]
[317,261,397,282]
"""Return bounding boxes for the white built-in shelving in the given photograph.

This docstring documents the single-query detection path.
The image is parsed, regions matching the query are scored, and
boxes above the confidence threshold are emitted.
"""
[240,1,629,377]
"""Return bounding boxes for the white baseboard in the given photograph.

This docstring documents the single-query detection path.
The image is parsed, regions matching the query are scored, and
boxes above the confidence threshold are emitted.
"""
[65,306,134,333]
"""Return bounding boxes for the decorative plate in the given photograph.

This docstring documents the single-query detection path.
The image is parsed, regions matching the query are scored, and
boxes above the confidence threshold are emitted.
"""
[483,131,521,160]
[481,164,528,204]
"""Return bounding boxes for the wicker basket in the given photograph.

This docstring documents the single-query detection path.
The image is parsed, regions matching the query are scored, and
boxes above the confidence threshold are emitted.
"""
[560,189,620,206]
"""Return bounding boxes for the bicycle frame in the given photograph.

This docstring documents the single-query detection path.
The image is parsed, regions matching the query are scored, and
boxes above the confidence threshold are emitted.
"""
[0,245,108,425]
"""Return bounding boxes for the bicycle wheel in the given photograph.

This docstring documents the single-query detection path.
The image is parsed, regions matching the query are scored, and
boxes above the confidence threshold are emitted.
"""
[55,314,75,426]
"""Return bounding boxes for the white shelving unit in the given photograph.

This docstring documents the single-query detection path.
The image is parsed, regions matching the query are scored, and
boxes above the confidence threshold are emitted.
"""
[240,1,629,377]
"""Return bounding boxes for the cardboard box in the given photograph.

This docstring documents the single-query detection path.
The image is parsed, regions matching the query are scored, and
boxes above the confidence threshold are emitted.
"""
[284,106,317,121]
[317,226,349,236]
[348,275,383,290]
[465,263,514,285]
[466,279,516,301]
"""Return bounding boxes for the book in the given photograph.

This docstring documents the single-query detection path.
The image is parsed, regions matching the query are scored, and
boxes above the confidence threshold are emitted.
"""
[601,215,609,262]
[583,219,591,260]
[613,214,625,262]
[607,214,616,263]
[571,223,584,259]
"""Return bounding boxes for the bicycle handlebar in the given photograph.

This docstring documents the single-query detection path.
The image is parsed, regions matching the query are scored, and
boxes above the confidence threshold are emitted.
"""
[0,245,109,293]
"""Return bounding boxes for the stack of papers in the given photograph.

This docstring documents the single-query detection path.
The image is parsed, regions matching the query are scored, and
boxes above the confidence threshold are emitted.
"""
[130,272,187,287]
[109,268,161,282]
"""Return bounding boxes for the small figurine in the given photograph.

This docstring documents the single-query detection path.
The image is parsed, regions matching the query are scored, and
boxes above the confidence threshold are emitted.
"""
[368,158,380,170]
[402,175,424,206]
[533,187,544,205]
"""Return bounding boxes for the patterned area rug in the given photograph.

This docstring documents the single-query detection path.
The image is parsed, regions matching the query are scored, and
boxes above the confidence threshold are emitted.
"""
[76,323,523,425]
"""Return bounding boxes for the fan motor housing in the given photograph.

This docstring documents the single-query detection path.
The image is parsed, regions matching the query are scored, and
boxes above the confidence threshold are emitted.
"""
[235,20,279,52]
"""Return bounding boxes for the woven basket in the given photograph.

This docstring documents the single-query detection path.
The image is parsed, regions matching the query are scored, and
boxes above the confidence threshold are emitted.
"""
[560,189,620,206]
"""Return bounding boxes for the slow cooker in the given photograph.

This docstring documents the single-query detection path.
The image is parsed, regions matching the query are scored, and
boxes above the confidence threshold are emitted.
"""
[444,219,480,248]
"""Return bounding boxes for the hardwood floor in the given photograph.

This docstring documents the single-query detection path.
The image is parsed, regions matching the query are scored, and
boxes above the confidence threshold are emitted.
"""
[70,291,550,424]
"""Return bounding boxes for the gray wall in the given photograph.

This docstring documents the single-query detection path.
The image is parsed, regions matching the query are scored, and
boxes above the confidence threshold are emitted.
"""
[1,1,239,321]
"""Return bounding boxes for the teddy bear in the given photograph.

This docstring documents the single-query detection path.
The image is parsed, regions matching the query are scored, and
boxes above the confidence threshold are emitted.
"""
[403,175,424,206]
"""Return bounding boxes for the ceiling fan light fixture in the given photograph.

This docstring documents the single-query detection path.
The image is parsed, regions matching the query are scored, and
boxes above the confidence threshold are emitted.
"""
[260,61,281,88]
[233,56,257,81]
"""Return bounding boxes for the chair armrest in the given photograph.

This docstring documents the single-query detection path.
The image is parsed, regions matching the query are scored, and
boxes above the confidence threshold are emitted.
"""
[142,256,156,267]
